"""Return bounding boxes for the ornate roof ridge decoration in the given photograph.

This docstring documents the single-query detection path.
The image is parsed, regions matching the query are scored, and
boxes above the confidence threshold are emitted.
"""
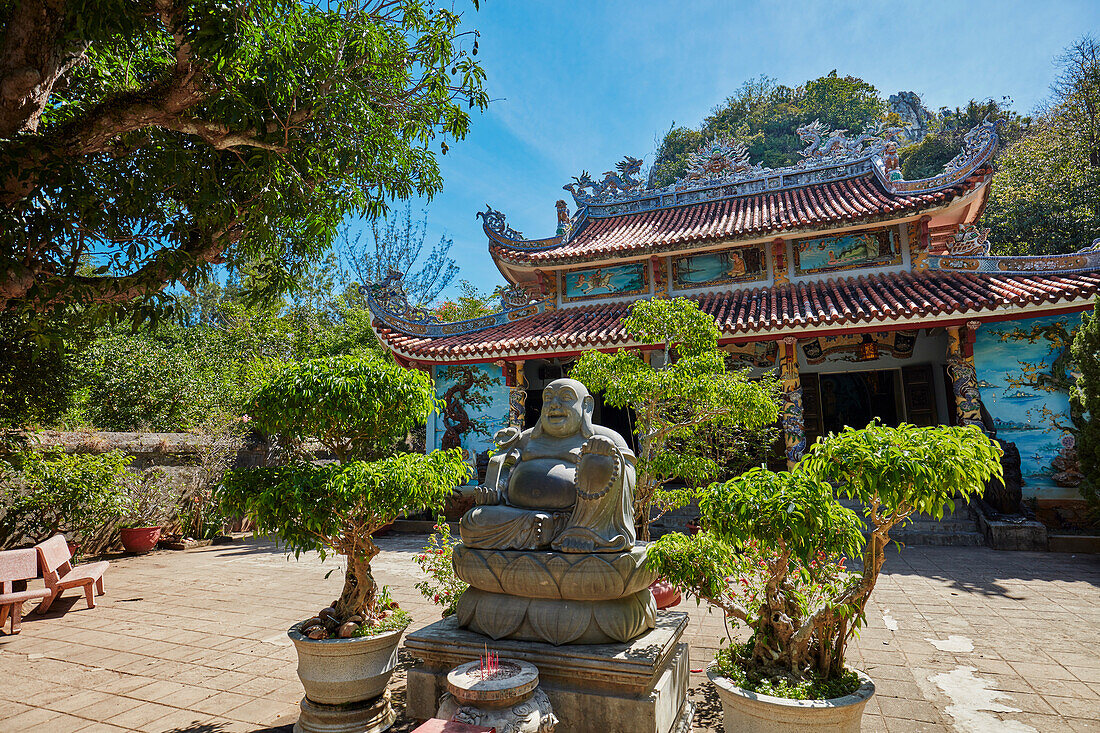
[363,271,551,338]
[930,240,1100,275]
[553,121,997,229]
[477,205,562,250]
[886,120,998,193]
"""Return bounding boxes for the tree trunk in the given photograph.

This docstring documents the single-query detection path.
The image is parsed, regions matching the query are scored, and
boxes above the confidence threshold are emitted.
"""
[334,551,376,623]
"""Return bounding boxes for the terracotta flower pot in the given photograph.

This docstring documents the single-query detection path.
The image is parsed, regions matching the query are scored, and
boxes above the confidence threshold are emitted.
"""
[707,664,875,733]
[120,526,162,553]
[650,578,682,609]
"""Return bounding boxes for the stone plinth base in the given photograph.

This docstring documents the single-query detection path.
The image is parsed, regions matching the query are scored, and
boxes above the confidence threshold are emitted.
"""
[294,692,395,733]
[405,612,692,733]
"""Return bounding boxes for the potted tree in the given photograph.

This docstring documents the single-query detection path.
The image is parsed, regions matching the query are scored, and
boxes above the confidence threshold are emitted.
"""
[647,423,1003,733]
[219,354,468,729]
[118,470,176,553]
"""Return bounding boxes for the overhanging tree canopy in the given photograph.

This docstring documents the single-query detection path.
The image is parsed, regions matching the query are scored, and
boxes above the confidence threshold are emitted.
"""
[0,0,487,319]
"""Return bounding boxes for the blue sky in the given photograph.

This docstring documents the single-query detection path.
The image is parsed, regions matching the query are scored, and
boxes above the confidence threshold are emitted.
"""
[349,0,1100,301]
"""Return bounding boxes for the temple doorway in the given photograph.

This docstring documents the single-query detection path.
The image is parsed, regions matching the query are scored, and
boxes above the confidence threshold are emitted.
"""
[804,368,904,442]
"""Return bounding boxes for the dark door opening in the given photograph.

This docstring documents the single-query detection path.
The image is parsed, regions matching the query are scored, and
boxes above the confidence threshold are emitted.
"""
[523,388,640,453]
[818,370,901,435]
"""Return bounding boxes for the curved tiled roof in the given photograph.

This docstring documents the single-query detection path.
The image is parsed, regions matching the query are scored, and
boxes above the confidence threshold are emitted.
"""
[489,170,989,267]
[374,269,1100,363]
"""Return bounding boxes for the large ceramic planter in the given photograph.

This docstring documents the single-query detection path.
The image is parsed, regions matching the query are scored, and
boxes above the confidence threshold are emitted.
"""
[120,526,162,553]
[707,664,875,733]
[287,622,404,706]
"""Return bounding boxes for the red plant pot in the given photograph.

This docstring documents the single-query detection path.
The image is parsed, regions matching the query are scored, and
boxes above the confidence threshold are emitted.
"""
[650,578,682,609]
[120,526,162,553]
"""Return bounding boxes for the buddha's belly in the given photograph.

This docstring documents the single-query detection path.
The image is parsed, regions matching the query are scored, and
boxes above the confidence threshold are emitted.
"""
[508,458,576,510]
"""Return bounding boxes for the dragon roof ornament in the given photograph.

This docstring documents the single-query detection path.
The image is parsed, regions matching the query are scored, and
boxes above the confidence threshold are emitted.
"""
[477,205,563,250]
[551,120,998,229]
[363,270,551,338]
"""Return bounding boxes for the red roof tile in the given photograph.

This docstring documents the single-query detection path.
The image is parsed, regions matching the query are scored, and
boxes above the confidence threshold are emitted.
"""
[375,270,1100,363]
[490,171,988,267]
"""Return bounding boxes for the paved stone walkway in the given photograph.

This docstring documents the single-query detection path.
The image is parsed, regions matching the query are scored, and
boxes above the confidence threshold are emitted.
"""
[0,535,1097,732]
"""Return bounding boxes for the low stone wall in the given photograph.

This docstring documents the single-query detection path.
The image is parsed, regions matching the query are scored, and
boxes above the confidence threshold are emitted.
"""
[0,430,271,554]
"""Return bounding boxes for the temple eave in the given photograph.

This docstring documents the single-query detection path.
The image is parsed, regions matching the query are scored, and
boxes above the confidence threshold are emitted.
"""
[370,275,1100,366]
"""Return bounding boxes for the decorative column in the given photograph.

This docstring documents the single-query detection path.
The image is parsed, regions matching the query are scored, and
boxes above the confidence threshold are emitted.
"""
[946,324,984,430]
[910,215,931,271]
[772,238,790,285]
[779,337,806,469]
[505,361,527,428]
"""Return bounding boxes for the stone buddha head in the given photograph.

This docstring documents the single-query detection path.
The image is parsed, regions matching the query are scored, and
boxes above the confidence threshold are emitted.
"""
[536,378,595,439]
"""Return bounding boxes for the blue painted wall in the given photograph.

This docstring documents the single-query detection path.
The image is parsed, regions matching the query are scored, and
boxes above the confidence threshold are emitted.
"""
[431,363,511,477]
[974,313,1084,500]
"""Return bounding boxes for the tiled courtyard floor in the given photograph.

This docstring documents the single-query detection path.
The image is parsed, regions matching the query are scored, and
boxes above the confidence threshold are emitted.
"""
[1,534,1097,733]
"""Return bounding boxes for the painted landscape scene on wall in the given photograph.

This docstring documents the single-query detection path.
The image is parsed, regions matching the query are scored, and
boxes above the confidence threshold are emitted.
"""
[673,246,766,288]
[974,314,1084,499]
[563,263,647,300]
[795,228,899,274]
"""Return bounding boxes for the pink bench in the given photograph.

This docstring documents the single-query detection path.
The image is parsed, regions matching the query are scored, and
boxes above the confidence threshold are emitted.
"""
[35,534,110,614]
[0,548,52,634]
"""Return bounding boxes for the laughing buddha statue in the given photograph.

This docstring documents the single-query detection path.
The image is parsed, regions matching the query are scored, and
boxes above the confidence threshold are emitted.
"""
[453,378,657,645]
[459,378,636,553]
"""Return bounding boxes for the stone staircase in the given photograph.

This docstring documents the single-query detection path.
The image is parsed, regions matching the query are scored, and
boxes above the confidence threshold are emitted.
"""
[839,498,986,547]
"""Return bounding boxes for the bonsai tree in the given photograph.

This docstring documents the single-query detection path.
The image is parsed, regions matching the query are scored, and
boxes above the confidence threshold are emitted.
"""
[647,422,1002,696]
[220,354,469,633]
[571,297,779,539]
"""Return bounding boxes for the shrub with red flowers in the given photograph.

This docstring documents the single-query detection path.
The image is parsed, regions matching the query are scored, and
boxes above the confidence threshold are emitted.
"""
[413,522,467,617]
[646,423,1002,697]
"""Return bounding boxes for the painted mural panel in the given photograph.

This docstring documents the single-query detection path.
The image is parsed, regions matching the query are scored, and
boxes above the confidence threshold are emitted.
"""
[794,228,900,274]
[433,363,510,477]
[673,246,766,288]
[974,314,1084,499]
[562,263,648,301]
[800,330,917,365]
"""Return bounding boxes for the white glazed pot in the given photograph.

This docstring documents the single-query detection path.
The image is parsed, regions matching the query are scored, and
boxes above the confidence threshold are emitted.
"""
[287,622,404,705]
[707,664,875,733]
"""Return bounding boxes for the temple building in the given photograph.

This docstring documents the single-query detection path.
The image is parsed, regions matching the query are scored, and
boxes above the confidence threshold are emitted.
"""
[369,120,1100,514]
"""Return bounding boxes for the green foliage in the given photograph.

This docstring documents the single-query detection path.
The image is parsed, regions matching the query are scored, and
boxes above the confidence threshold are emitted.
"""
[700,468,864,562]
[0,312,86,427]
[571,298,779,538]
[431,280,497,322]
[248,354,438,461]
[1071,301,1100,517]
[982,37,1100,255]
[713,645,861,701]
[799,423,1003,520]
[221,355,470,623]
[800,71,885,134]
[650,72,885,187]
[647,423,1002,685]
[1,0,488,325]
[413,522,468,617]
[1,447,132,543]
[77,332,229,431]
[220,453,468,561]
